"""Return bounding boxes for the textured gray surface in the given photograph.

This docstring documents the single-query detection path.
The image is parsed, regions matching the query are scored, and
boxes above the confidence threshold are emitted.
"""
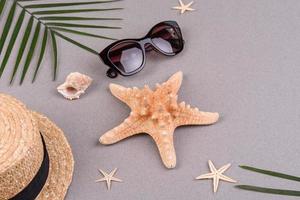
[1,0,300,199]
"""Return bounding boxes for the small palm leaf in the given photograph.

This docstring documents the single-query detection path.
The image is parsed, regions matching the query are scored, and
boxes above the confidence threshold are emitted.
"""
[50,31,58,80]
[33,8,123,15]
[32,27,48,83]
[24,0,122,8]
[0,0,123,84]
[10,16,34,84]
[236,185,300,197]
[0,9,25,77]
[39,16,122,21]
[20,22,41,84]
[46,22,121,29]
[237,165,300,196]
[0,2,16,54]
[53,31,98,55]
[52,27,117,40]
[0,0,6,17]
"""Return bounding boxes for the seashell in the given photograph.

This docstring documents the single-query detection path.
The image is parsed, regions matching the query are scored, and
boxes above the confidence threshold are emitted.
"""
[57,72,92,100]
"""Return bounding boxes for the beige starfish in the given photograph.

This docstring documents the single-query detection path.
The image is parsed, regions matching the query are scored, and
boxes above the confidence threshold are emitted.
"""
[196,160,237,193]
[172,0,195,14]
[99,72,219,169]
[95,168,122,190]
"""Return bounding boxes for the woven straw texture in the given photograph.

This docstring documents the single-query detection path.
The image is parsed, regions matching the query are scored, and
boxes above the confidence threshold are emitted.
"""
[0,94,74,200]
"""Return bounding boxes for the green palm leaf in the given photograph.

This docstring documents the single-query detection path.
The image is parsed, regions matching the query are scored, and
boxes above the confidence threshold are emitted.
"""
[39,16,122,21]
[0,0,6,17]
[50,31,58,80]
[0,0,123,84]
[236,185,300,196]
[32,27,48,83]
[20,22,41,84]
[10,16,34,84]
[33,8,123,15]
[53,31,98,55]
[0,9,25,77]
[25,0,122,8]
[240,165,300,182]
[52,27,116,40]
[46,22,121,29]
[238,165,300,197]
[0,2,16,54]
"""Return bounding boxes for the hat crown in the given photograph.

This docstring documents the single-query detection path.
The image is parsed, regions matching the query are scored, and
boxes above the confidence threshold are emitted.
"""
[0,94,44,199]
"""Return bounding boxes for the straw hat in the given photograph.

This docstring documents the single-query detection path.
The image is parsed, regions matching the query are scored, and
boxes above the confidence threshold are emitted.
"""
[0,94,74,200]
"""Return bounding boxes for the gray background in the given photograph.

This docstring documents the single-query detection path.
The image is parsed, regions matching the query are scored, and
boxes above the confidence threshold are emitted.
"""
[1,0,300,199]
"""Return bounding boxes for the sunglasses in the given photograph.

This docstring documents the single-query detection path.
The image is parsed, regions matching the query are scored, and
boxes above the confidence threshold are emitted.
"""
[99,21,184,78]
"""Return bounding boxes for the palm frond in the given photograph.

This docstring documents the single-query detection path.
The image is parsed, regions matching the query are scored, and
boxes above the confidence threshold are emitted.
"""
[39,16,122,21]
[0,0,123,84]
[0,2,16,54]
[33,8,123,15]
[235,185,300,196]
[50,31,58,80]
[52,27,117,40]
[0,0,6,17]
[10,16,34,84]
[239,165,300,182]
[46,22,121,29]
[20,22,41,84]
[32,27,47,83]
[24,0,122,8]
[237,165,300,196]
[0,9,25,77]
[53,31,99,55]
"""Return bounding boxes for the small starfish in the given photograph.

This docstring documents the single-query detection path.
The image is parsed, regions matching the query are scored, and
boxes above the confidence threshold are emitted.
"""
[99,72,219,169]
[172,0,195,14]
[95,168,122,190]
[196,160,237,193]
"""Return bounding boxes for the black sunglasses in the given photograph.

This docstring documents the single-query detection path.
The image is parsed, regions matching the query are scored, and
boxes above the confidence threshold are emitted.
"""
[99,21,184,78]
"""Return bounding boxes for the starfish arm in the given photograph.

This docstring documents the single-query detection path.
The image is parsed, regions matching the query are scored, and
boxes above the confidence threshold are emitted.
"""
[109,83,141,109]
[99,169,109,177]
[186,7,195,11]
[100,115,145,145]
[172,6,181,10]
[195,172,215,179]
[179,0,184,6]
[219,174,237,183]
[218,163,231,174]
[95,178,106,182]
[111,177,122,182]
[109,168,118,176]
[150,130,176,169]
[208,160,217,172]
[107,180,111,190]
[174,103,219,127]
[158,71,182,95]
[186,1,194,7]
[213,176,219,193]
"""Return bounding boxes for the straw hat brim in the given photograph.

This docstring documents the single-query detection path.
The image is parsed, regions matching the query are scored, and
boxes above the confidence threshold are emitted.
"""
[32,112,74,200]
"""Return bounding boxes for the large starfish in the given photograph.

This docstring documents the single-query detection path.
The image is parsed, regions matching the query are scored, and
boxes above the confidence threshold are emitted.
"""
[99,72,219,168]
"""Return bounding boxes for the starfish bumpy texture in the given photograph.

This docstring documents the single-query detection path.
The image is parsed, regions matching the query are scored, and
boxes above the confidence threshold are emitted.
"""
[99,72,219,168]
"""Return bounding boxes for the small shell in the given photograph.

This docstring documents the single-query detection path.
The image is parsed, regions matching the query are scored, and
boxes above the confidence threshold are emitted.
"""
[57,72,92,100]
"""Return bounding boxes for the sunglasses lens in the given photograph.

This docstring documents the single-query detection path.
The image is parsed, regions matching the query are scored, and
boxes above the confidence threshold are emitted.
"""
[150,25,182,54]
[108,42,144,74]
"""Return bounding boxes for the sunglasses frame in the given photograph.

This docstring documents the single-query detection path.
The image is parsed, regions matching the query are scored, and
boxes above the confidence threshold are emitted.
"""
[99,21,184,78]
